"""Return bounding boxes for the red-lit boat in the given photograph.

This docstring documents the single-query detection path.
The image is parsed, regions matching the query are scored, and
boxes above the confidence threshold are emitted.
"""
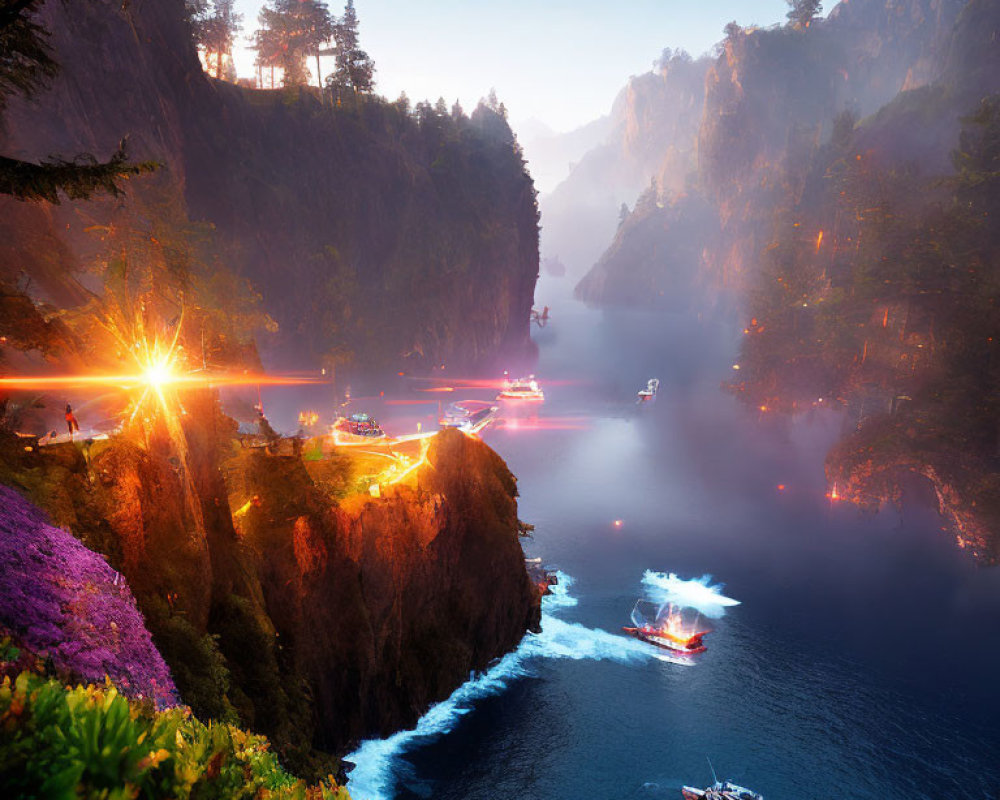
[623,600,710,654]
[622,624,708,654]
[331,412,386,444]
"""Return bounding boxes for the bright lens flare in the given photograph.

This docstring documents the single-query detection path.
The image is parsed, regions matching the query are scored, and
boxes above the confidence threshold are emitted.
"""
[143,361,172,390]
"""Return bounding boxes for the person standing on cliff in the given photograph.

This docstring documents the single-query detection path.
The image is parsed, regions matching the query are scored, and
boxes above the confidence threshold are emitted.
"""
[65,403,80,440]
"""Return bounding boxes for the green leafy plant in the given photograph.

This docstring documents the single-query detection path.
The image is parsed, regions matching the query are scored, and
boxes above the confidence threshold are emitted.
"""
[0,671,350,800]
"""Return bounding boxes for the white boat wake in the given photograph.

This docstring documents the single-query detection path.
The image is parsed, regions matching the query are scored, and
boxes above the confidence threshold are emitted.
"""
[346,573,656,800]
[640,570,740,619]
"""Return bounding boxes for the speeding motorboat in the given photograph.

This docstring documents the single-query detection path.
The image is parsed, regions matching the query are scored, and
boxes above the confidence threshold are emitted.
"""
[622,600,709,654]
[498,372,544,401]
[638,377,660,402]
[439,400,498,434]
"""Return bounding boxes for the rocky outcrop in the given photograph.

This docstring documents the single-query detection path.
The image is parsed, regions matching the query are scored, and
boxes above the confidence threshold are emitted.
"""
[0,402,539,774]
[570,0,965,306]
[540,53,709,277]
[228,428,539,751]
[825,424,998,562]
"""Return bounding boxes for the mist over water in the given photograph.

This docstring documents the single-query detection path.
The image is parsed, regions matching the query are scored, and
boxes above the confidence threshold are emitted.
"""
[335,274,1000,800]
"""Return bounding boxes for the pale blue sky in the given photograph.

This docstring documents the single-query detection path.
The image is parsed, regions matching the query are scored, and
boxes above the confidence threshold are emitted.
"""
[231,0,791,132]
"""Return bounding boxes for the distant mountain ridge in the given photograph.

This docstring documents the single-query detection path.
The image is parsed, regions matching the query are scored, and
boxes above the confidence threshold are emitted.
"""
[538,51,711,278]
[550,0,966,301]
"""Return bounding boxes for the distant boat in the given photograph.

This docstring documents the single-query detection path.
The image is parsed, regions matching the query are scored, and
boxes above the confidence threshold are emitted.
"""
[439,400,498,434]
[332,412,386,443]
[681,781,764,800]
[638,377,660,402]
[681,760,763,800]
[498,372,544,401]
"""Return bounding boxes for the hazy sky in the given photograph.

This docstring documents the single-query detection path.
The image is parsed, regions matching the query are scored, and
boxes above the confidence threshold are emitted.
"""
[231,0,790,133]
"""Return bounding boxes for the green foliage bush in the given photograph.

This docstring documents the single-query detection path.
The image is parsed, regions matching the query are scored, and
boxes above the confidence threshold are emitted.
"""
[0,671,350,800]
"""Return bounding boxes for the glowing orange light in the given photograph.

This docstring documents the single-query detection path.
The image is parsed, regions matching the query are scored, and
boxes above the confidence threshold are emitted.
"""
[777,484,786,491]
[0,371,316,392]
[759,405,768,412]
[298,410,320,427]
[144,361,171,390]
[815,230,824,252]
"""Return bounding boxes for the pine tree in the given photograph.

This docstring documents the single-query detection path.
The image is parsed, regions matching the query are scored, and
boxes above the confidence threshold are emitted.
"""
[0,0,154,201]
[327,0,374,98]
[786,0,822,29]
[255,0,333,87]
[190,0,243,81]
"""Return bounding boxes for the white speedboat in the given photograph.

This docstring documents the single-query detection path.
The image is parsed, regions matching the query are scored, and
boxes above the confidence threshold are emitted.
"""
[681,781,763,800]
[638,377,660,401]
[498,372,544,401]
[682,761,763,800]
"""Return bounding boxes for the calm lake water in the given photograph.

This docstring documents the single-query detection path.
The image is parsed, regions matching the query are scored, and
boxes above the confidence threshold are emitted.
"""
[267,274,1000,800]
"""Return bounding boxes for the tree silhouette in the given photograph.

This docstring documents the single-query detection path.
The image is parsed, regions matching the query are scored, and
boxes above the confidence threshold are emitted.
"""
[326,0,374,98]
[255,0,333,87]
[190,0,243,81]
[786,0,822,29]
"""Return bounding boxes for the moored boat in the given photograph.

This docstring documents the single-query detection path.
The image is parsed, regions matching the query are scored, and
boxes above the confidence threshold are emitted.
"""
[332,412,386,444]
[498,372,544,401]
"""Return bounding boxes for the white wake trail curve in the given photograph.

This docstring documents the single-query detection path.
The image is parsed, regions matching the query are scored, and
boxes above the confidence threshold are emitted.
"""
[346,572,656,800]
[641,570,740,619]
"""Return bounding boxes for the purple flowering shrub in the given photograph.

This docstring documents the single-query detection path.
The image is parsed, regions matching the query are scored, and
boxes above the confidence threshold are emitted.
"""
[0,485,178,707]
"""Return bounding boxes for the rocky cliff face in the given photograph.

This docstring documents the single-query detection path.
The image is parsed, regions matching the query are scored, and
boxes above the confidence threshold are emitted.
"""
[0,0,538,372]
[571,0,965,307]
[539,53,710,278]
[0,401,539,774]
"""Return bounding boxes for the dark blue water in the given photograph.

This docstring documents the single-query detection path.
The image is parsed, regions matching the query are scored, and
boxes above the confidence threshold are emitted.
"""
[339,275,1000,800]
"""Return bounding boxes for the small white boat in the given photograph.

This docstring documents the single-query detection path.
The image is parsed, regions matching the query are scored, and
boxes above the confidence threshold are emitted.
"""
[638,378,660,402]
[682,760,763,800]
[498,372,544,401]
[681,781,763,800]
